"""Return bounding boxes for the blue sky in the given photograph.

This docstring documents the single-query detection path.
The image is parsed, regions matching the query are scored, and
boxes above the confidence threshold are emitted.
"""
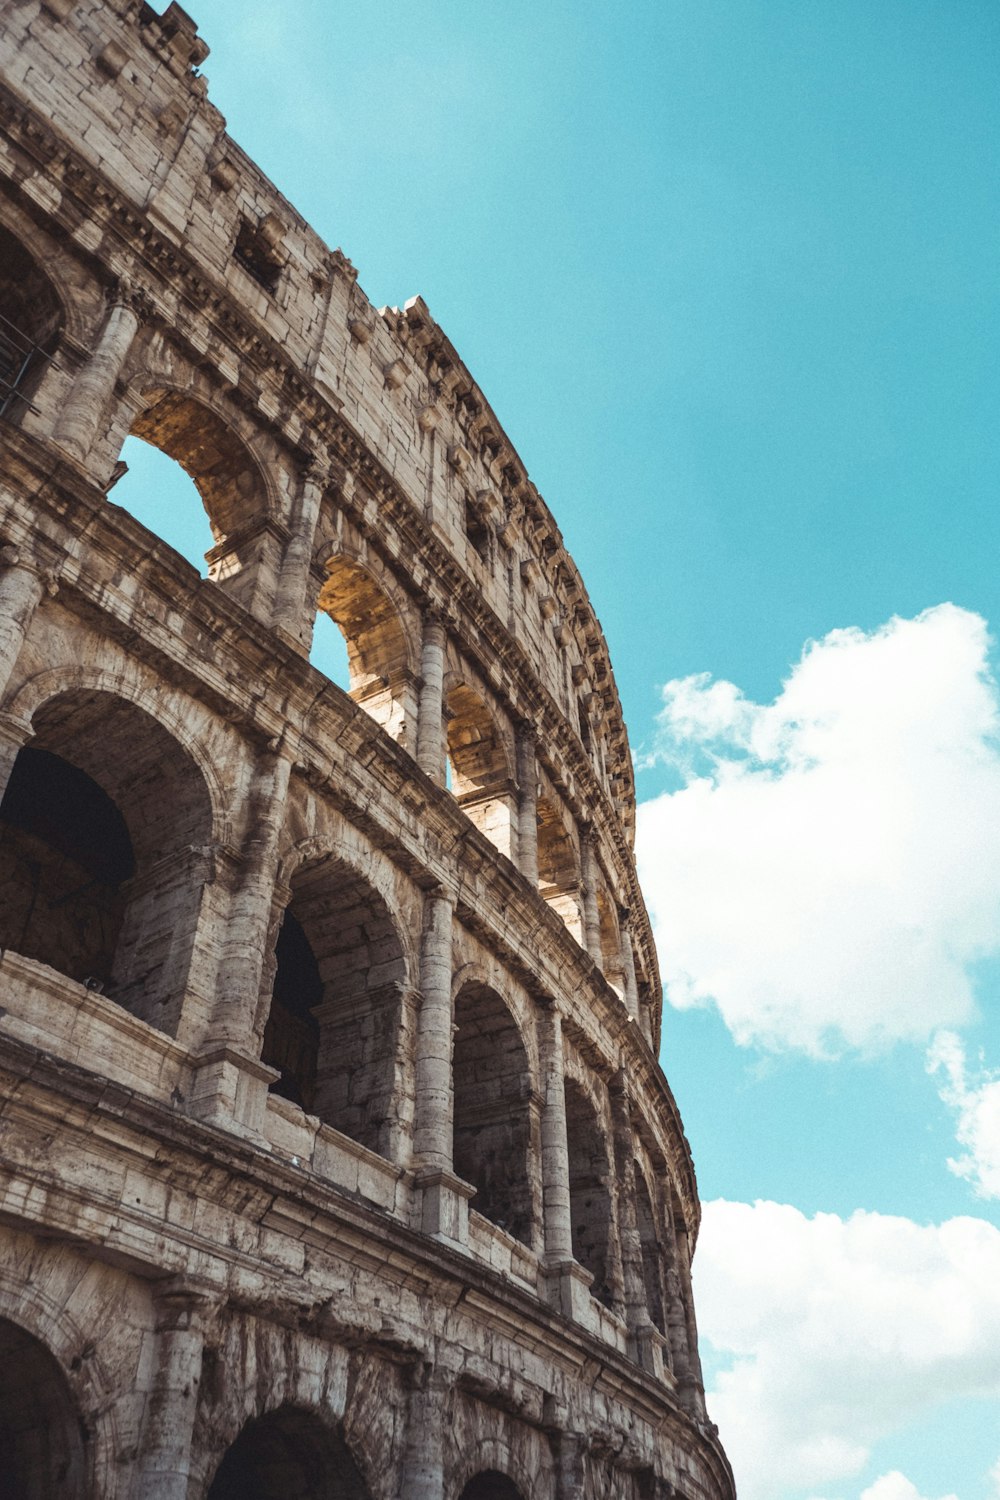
[121,5,1000,1497]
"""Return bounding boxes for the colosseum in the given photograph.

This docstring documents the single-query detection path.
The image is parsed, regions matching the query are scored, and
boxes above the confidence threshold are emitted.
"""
[0,3,735,1498]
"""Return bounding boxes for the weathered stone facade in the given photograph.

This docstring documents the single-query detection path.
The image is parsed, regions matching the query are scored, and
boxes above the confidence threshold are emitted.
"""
[0,3,735,1497]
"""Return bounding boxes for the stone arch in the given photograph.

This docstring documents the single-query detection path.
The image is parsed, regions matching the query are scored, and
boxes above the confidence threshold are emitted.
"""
[317,552,417,743]
[205,1404,371,1500]
[262,847,410,1159]
[0,1317,86,1499]
[452,975,534,1244]
[0,683,215,1035]
[0,218,66,419]
[6,665,231,844]
[451,1434,539,1500]
[0,1272,118,1500]
[0,202,93,348]
[633,1162,666,1335]
[127,383,275,544]
[563,1074,615,1308]
[536,795,581,940]
[446,681,515,857]
[459,1473,527,1500]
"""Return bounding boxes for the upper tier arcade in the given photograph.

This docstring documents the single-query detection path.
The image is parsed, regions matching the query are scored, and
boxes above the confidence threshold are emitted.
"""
[0,4,733,1499]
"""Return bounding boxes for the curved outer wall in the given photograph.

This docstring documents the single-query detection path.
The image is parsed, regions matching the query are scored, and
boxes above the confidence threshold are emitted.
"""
[0,3,734,1498]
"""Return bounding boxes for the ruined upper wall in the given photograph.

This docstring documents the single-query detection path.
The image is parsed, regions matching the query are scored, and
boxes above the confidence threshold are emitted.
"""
[1,0,637,829]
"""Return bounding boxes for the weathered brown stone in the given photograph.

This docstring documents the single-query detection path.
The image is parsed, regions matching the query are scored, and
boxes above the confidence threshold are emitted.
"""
[0,3,733,1497]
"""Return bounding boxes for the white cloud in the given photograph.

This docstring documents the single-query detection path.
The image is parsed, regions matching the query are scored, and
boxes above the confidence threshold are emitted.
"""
[860,1473,958,1500]
[929,1032,1000,1200]
[636,605,1000,1055]
[695,1200,1000,1500]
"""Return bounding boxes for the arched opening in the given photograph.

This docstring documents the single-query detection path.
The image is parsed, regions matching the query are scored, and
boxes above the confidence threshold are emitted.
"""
[596,886,625,997]
[634,1164,665,1335]
[536,796,581,941]
[0,224,63,420]
[262,855,407,1158]
[446,683,515,857]
[207,1405,370,1500]
[564,1077,614,1307]
[308,608,351,694]
[0,690,213,1034]
[317,555,415,743]
[114,390,272,612]
[0,1318,85,1499]
[110,436,216,575]
[459,1474,526,1500]
[452,982,533,1244]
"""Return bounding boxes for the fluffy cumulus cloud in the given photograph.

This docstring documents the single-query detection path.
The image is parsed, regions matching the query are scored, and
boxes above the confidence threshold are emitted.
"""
[859,1474,958,1500]
[695,1200,1000,1500]
[636,605,1000,1055]
[928,1032,1000,1200]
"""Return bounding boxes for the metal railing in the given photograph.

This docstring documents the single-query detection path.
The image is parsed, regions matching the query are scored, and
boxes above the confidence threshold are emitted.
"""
[0,309,54,417]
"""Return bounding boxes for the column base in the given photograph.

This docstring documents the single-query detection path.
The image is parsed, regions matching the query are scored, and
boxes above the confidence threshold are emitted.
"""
[413,1167,476,1248]
[188,1045,278,1140]
[542,1257,594,1322]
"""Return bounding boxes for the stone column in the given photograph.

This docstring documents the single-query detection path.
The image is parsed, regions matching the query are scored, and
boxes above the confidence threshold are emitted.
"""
[609,1068,659,1373]
[579,826,602,964]
[539,1004,573,1263]
[413,887,455,1170]
[271,459,327,645]
[515,720,539,885]
[416,612,447,783]
[619,910,640,1021]
[190,745,292,1128]
[413,888,474,1240]
[556,1432,586,1500]
[132,1279,218,1500]
[53,285,141,462]
[675,1220,707,1419]
[0,545,45,708]
[396,1363,449,1500]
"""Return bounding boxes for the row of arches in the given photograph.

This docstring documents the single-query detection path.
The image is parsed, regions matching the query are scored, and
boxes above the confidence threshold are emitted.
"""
[0,221,632,984]
[0,681,683,1344]
[0,1314,529,1500]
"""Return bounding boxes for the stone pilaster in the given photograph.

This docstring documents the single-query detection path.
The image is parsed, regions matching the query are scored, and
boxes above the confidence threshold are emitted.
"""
[190,745,292,1127]
[619,910,640,1021]
[53,282,141,462]
[579,825,602,964]
[413,888,472,1239]
[132,1279,219,1500]
[416,612,447,783]
[539,1004,572,1263]
[271,458,327,645]
[396,1362,450,1500]
[515,719,539,884]
[0,545,46,708]
[609,1068,660,1374]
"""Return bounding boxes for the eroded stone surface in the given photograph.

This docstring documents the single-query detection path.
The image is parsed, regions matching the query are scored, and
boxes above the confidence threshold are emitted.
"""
[0,3,734,1496]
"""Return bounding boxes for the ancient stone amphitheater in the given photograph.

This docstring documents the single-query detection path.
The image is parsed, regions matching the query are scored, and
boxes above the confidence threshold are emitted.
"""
[0,3,734,1498]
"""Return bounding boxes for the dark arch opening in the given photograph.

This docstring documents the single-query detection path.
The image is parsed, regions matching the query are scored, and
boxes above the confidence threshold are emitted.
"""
[0,1318,85,1499]
[453,982,533,1244]
[263,856,407,1158]
[459,1474,526,1500]
[634,1164,666,1335]
[207,1405,369,1500]
[564,1077,614,1308]
[0,747,134,990]
[0,223,63,420]
[0,690,213,1034]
